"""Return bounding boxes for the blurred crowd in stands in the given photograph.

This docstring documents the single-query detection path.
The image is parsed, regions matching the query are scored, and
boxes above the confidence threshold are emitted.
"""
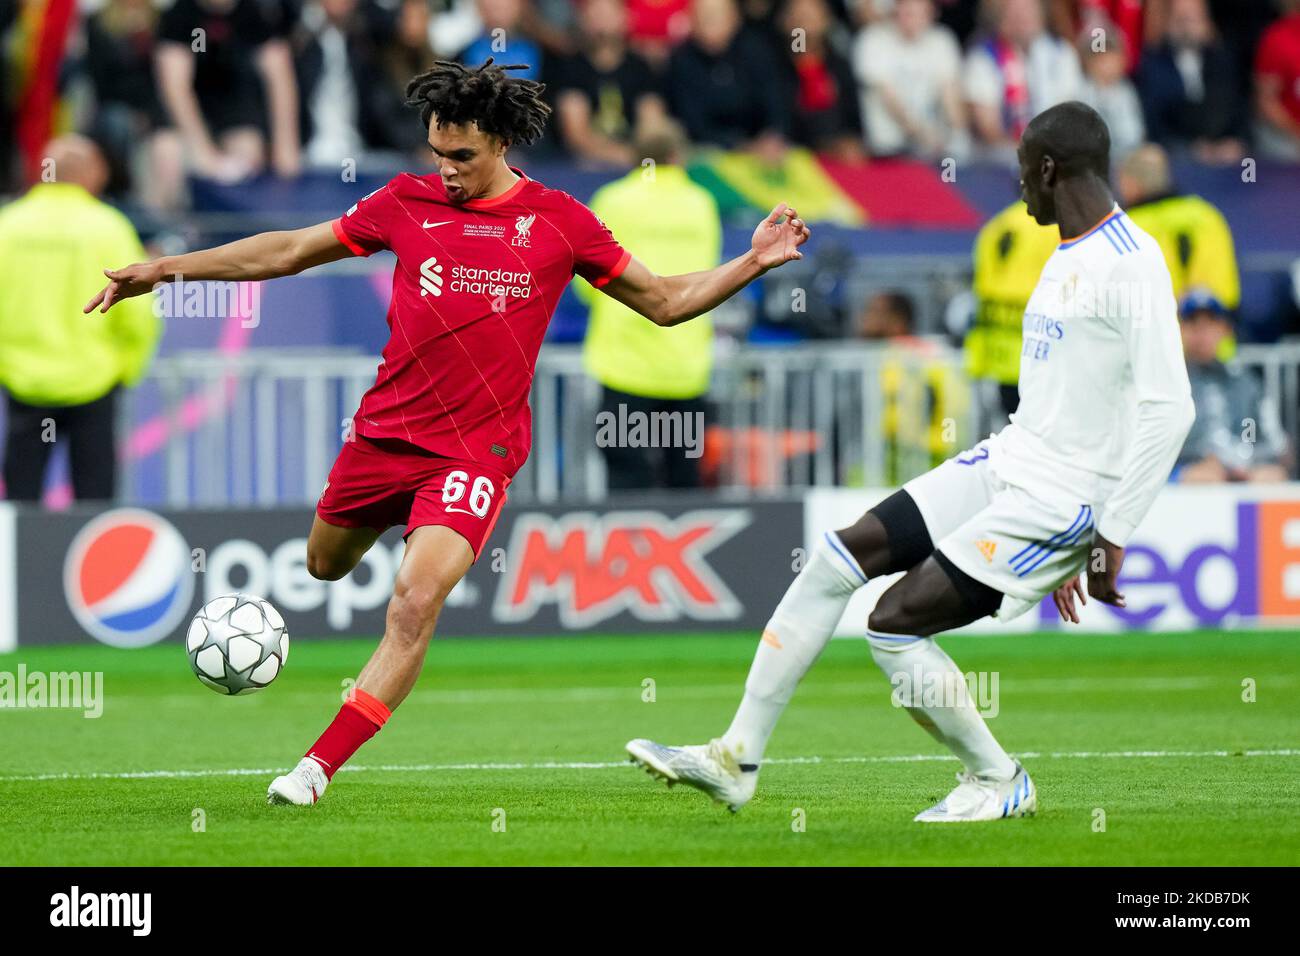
[856,279,1295,486]
[2,0,1299,210]
[2,0,1298,497]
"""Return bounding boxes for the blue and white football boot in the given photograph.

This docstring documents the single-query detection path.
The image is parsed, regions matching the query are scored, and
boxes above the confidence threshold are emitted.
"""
[914,762,1036,822]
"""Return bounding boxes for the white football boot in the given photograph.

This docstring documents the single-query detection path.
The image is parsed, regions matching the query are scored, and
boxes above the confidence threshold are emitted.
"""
[626,738,758,812]
[913,762,1036,822]
[267,757,330,806]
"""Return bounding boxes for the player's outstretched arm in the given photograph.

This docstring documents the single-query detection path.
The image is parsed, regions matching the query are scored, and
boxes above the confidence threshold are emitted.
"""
[84,221,353,314]
[600,202,810,327]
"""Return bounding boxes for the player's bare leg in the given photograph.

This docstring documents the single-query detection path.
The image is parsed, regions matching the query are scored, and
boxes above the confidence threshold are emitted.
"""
[867,558,1033,822]
[305,514,382,581]
[353,525,473,708]
[269,525,473,805]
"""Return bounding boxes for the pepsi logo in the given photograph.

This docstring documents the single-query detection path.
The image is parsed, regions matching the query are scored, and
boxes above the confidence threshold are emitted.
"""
[64,509,195,648]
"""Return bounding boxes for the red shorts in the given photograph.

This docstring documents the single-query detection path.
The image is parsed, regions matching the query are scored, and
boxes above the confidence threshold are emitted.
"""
[316,435,510,559]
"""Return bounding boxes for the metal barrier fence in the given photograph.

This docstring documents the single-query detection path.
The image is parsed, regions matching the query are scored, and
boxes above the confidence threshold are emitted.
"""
[122,342,1300,506]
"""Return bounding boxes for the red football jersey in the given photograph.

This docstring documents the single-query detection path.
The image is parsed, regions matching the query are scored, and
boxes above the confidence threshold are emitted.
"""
[331,168,631,475]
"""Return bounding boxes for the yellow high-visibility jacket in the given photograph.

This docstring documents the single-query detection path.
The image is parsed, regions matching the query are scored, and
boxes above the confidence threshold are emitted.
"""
[0,183,160,405]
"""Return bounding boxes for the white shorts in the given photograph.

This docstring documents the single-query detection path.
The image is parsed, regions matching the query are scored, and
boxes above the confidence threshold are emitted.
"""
[902,435,1105,622]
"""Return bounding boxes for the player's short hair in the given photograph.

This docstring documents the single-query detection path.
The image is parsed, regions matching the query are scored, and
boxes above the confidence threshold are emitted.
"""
[405,58,551,147]
[1023,101,1111,180]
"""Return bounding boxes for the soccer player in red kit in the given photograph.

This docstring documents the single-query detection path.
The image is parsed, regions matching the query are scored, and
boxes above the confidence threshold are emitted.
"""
[85,59,811,806]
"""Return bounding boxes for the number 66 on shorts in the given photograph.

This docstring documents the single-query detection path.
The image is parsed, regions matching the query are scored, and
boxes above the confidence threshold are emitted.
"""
[317,435,511,559]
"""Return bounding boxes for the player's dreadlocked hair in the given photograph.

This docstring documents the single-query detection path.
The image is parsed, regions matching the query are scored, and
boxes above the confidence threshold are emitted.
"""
[405,58,551,147]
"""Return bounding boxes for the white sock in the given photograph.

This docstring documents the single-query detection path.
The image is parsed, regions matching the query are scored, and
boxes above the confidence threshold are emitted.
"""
[867,630,1016,780]
[722,531,867,766]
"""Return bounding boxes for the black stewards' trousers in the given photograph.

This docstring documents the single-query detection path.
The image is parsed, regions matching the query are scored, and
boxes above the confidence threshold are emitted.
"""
[599,386,706,492]
[3,388,119,502]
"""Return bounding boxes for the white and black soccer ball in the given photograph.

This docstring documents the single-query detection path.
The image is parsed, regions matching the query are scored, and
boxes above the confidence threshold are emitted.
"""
[186,594,289,696]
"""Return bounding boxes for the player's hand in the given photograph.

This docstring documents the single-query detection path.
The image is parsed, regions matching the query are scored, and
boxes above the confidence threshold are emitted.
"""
[1052,575,1087,624]
[751,202,811,271]
[1086,534,1126,608]
[84,261,166,314]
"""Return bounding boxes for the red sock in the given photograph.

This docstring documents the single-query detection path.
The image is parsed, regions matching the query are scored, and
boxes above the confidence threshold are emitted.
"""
[304,688,392,779]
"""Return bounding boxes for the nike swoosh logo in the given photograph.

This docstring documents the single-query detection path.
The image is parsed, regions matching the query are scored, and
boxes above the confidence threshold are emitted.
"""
[423,220,453,229]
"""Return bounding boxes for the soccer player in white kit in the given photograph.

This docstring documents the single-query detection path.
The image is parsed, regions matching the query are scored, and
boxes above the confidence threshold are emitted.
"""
[627,102,1197,822]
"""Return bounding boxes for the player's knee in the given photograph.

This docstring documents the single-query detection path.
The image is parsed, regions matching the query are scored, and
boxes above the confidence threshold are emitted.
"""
[867,582,928,636]
[307,549,353,582]
[866,596,901,636]
[387,575,452,641]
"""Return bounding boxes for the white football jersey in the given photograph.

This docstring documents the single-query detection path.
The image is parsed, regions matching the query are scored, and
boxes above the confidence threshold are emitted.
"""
[993,205,1195,547]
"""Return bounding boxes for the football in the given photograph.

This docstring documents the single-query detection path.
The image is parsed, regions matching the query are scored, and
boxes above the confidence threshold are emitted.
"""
[186,594,289,696]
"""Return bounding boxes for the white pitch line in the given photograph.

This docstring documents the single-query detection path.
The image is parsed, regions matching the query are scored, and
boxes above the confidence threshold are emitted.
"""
[101,673,1300,709]
[1,748,1296,784]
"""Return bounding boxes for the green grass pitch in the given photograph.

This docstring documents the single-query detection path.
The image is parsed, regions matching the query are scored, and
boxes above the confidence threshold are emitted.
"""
[1,629,1297,866]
